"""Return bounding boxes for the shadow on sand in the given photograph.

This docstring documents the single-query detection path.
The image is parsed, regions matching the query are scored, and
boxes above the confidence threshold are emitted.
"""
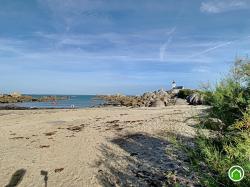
[95,132,199,187]
[5,169,26,187]
[40,170,48,187]
[5,169,49,187]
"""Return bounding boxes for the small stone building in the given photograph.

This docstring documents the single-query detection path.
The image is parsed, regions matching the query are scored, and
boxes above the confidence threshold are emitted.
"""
[171,81,184,94]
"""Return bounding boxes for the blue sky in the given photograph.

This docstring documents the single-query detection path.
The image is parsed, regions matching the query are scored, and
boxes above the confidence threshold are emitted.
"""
[0,0,250,94]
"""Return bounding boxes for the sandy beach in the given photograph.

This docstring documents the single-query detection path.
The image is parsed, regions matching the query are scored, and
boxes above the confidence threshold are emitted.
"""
[0,105,207,187]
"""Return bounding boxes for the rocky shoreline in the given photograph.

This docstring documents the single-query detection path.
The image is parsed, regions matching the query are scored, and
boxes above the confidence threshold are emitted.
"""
[98,88,205,107]
[98,90,173,107]
[0,104,74,110]
[0,89,205,110]
[0,95,69,104]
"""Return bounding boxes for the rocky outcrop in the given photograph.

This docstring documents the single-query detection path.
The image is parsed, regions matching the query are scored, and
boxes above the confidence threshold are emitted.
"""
[150,99,165,107]
[98,89,175,107]
[0,95,33,103]
[174,98,189,105]
[0,104,30,110]
[0,95,68,103]
[99,88,207,108]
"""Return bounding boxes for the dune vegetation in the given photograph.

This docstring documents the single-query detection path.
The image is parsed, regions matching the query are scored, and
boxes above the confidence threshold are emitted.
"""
[177,59,250,186]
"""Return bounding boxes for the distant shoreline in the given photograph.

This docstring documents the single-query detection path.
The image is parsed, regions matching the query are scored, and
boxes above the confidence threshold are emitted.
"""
[0,95,105,109]
[0,104,70,110]
[0,88,205,109]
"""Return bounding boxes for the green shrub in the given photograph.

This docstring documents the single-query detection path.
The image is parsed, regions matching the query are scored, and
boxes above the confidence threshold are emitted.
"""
[177,89,196,99]
[204,78,249,127]
[233,113,250,131]
[178,59,250,186]
[201,59,250,128]
[189,126,250,186]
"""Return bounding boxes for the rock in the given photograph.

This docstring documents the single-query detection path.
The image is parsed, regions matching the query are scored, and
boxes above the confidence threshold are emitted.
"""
[142,92,154,99]
[130,152,138,156]
[144,101,151,107]
[150,99,165,107]
[175,98,188,105]
[10,92,22,97]
[201,118,225,131]
[0,105,30,110]
[98,89,172,108]
[163,96,170,106]
[157,89,168,96]
[186,93,204,105]
[0,95,33,103]
[0,94,68,104]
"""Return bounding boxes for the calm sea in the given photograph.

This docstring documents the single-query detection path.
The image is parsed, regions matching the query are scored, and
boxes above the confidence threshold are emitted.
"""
[16,95,105,109]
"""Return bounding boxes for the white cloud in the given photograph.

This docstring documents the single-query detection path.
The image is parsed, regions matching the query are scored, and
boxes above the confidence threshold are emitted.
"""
[200,0,249,13]
[192,66,210,73]
[37,0,111,31]
[0,38,26,55]
[38,0,103,14]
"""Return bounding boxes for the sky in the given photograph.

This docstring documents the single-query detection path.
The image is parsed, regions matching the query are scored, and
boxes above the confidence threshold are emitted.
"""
[0,0,250,95]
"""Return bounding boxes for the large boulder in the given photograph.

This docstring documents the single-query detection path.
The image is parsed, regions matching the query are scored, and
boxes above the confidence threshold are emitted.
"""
[150,99,165,107]
[201,118,225,131]
[177,89,196,99]
[142,92,154,98]
[99,88,172,107]
[175,98,188,105]
[141,90,171,107]
[157,89,168,97]
[186,93,204,105]
[163,96,170,105]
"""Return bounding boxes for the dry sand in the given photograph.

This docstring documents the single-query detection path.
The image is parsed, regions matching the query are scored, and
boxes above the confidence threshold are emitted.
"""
[0,105,207,187]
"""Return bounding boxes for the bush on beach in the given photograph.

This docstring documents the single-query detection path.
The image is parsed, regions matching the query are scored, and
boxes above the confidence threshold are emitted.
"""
[177,89,197,99]
[172,58,250,186]
[200,58,250,128]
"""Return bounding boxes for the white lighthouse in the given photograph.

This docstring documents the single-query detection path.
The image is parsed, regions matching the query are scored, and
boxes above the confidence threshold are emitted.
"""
[172,80,176,89]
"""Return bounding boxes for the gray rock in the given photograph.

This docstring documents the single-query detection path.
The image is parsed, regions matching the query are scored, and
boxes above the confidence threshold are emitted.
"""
[175,98,188,105]
[186,93,204,105]
[157,89,168,96]
[201,118,225,131]
[150,99,165,107]
[99,89,172,107]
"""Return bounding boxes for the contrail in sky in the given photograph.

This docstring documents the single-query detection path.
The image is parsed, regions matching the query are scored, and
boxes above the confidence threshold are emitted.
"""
[189,36,250,58]
[159,1,185,62]
[188,41,232,58]
[159,27,176,61]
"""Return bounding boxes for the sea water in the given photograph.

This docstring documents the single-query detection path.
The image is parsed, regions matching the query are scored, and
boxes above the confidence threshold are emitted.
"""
[16,95,104,109]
